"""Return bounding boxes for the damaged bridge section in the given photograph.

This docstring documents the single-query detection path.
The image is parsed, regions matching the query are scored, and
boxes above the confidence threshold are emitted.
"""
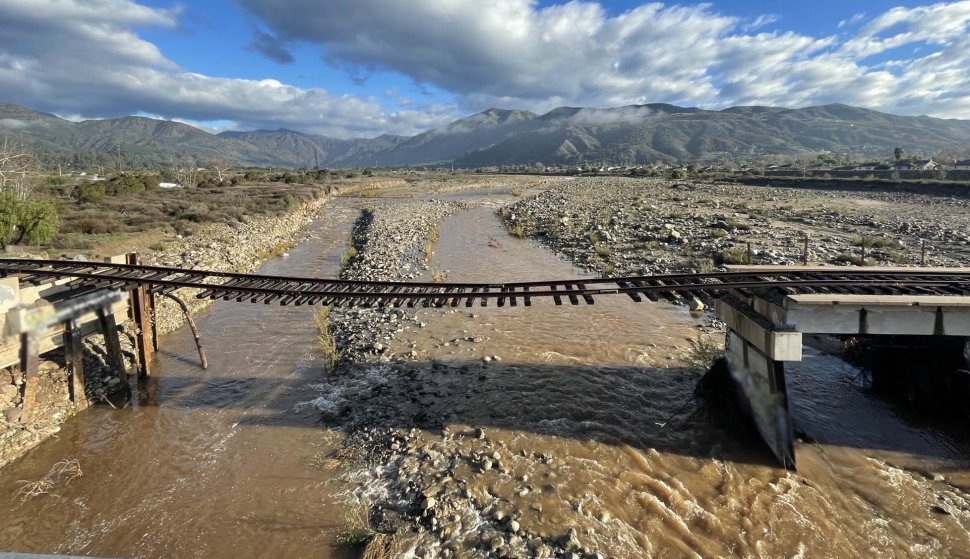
[716,265,970,469]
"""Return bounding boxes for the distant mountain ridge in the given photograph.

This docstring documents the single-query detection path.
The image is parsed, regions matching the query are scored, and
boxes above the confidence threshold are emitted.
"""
[2,100,969,169]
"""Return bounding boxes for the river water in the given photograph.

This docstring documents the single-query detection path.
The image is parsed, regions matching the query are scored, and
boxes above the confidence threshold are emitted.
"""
[2,189,970,558]
[0,202,361,559]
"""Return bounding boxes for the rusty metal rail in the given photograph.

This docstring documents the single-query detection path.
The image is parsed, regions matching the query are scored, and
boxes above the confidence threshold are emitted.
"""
[3,259,970,309]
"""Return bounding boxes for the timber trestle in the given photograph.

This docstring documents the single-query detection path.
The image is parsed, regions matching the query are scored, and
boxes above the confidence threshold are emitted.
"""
[4,258,970,309]
[6,257,970,468]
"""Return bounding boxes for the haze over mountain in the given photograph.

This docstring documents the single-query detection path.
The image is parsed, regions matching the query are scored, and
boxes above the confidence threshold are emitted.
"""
[3,100,970,170]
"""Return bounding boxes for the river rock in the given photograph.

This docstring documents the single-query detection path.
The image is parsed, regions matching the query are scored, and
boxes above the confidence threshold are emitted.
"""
[4,407,21,423]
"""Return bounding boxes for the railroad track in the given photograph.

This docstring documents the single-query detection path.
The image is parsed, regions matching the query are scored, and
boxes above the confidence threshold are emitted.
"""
[3,259,970,309]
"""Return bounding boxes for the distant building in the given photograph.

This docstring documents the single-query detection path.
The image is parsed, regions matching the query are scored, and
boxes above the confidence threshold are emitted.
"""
[896,159,938,171]
[952,159,970,170]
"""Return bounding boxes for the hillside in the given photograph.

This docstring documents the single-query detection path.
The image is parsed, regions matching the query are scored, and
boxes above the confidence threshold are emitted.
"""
[337,108,539,167]
[455,103,970,166]
[3,100,970,169]
[217,129,406,167]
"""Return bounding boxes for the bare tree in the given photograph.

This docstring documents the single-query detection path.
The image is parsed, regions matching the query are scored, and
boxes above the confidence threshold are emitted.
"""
[0,135,39,201]
[208,158,234,182]
[173,156,200,188]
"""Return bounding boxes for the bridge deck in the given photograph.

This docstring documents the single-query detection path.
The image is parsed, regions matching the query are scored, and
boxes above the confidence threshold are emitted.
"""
[4,259,970,310]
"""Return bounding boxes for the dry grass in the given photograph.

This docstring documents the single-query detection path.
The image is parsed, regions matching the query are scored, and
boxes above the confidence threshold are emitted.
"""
[40,181,326,256]
[431,268,447,283]
[340,246,358,267]
[719,247,748,265]
[691,258,716,274]
[424,224,440,262]
[507,222,526,238]
[314,446,359,471]
[509,186,523,197]
[682,336,723,370]
[361,534,395,559]
[337,500,376,547]
[13,459,83,503]
[257,240,293,260]
[313,306,340,377]
[835,252,874,266]
[487,235,503,249]
[851,234,897,249]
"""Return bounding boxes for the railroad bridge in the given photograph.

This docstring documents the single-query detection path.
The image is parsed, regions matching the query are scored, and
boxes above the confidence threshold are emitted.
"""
[3,255,970,468]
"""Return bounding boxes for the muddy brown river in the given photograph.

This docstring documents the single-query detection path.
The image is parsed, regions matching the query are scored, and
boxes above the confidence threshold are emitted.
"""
[2,189,970,558]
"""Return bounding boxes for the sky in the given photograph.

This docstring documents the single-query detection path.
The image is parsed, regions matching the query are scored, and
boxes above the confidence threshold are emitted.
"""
[2,0,970,138]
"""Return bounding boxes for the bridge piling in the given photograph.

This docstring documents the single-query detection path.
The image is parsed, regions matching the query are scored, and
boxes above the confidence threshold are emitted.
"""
[126,253,153,378]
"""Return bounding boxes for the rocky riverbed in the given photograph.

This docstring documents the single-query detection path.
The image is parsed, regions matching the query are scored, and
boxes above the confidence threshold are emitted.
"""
[302,177,970,559]
[500,177,970,286]
[308,189,718,559]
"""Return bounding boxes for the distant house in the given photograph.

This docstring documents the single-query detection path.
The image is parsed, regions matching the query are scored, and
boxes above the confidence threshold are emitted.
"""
[952,159,970,170]
[158,182,182,189]
[896,159,938,171]
[767,163,796,171]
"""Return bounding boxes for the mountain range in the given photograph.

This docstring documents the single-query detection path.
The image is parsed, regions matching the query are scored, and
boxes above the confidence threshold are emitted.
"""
[2,100,970,170]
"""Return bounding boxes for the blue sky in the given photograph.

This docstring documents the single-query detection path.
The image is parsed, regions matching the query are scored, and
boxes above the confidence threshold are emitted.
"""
[3,0,970,138]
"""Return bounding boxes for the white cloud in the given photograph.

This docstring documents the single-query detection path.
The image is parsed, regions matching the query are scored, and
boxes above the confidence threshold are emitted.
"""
[839,13,866,29]
[0,0,459,137]
[4,0,970,140]
[743,14,781,32]
[234,0,970,119]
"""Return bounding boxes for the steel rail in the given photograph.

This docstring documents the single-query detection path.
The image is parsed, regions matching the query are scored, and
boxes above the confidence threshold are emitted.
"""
[5,258,970,290]
[3,260,969,307]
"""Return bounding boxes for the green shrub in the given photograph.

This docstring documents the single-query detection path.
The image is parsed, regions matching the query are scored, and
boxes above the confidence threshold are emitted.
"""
[72,182,106,203]
[0,195,60,247]
[64,217,122,235]
[279,193,301,211]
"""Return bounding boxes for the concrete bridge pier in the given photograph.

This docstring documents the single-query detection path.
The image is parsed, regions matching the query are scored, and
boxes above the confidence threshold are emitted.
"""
[715,265,970,469]
[718,295,802,469]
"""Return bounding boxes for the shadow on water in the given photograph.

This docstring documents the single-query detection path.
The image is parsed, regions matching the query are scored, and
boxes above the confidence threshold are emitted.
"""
[132,347,970,469]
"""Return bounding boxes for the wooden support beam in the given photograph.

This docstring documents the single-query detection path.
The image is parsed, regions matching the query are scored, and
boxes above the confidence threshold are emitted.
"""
[97,308,126,377]
[19,332,39,424]
[64,318,87,408]
[127,253,152,378]
[148,289,159,351]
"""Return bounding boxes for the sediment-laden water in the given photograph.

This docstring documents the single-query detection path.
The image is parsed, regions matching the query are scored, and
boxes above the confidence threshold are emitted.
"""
[0,203,361,559]
[2,188,969,559]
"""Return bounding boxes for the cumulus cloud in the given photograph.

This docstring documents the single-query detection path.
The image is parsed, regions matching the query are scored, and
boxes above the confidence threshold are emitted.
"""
[236,0,970,119]
[0,0,459,137]
[4,0,970,139]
